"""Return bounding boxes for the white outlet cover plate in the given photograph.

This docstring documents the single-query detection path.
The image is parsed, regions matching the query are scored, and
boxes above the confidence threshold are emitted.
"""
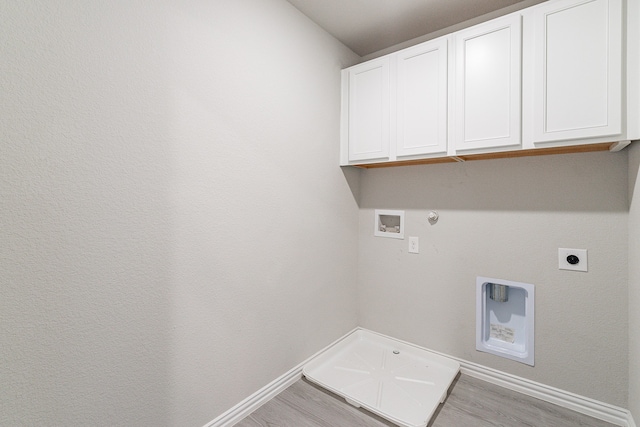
[558,248,588,272]
[408,236,419,254]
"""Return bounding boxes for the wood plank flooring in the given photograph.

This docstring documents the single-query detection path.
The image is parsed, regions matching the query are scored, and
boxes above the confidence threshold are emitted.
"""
[236,374,617,427]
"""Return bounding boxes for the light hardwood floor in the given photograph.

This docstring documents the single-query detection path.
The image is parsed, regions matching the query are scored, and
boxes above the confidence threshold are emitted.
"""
[236,374,617,427]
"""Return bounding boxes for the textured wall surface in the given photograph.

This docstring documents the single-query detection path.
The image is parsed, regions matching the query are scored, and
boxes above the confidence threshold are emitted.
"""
[2,0,636,424]
[0,1,360,426]
[629,143,640,420]
[357,152,629,407]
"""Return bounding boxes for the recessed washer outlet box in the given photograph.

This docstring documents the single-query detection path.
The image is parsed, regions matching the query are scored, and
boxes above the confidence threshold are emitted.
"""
[374,209,405,239]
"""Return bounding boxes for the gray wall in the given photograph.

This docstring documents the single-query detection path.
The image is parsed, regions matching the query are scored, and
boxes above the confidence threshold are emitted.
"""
[629,143,640,420]
[357,152,629,407]
[0,1,360,425]
[2,0,636,424]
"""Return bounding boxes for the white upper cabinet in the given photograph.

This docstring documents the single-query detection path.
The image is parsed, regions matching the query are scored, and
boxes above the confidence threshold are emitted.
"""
[340,0,636,166]
[396,37,448,157]
[454,14,522,152]
[345,57,391,162]
[531,0,622,143]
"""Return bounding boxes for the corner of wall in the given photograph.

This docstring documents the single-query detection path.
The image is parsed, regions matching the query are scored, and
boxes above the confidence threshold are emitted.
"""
[629,142,640,420]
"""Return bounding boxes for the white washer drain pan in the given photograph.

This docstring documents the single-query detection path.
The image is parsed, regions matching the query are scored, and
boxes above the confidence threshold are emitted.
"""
[303,329,459,427]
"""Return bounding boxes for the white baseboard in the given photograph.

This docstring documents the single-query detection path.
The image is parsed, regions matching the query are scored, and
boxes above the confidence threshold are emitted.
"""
[458,359,631,427]
[203,328,359,427]
[203,367,301,427]
[204,327,634,427]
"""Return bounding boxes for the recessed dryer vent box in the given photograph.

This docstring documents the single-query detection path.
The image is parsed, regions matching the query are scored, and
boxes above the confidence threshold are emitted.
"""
[476,277,535,366]
[374,209,404,239]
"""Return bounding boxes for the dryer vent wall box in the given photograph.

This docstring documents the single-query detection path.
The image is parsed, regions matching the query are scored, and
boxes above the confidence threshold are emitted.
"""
[374,210,405,239]
[476,277,535,366]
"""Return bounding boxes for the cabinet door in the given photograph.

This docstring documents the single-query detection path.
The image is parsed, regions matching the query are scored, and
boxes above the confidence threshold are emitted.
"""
[454,14,522,151]
[347,57,390,162]
[533,0,622,143]
[396,37,448,157]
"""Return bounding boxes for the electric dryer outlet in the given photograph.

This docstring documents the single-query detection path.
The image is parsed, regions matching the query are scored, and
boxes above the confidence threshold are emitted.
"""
[558,248,588,272]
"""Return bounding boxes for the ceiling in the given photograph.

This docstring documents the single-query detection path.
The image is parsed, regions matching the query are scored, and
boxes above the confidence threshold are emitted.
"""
[286,0,544,57]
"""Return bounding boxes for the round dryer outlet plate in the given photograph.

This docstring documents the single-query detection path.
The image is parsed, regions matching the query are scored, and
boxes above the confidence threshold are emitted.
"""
[558,248,588,272]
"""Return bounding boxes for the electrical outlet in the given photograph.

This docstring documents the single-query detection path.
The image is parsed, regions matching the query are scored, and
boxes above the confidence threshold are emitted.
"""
[558,248,588,272]
[409,236,419,254]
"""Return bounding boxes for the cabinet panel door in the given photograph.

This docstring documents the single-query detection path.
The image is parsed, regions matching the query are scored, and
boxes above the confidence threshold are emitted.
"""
[533,0,621,143]
[455,14,522,151]
[347,57,390,162]
[396,37,448,157]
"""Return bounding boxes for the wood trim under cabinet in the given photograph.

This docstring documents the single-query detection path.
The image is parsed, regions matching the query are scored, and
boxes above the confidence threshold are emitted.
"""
[350,142,617,169]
